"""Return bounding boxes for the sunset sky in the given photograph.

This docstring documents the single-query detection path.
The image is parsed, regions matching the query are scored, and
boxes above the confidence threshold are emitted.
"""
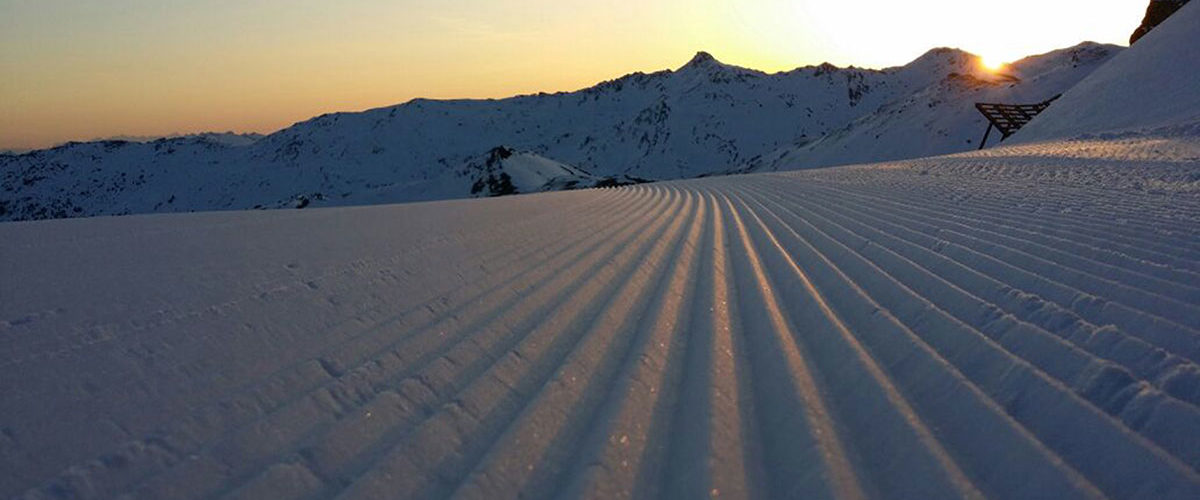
[1,0,1145,150]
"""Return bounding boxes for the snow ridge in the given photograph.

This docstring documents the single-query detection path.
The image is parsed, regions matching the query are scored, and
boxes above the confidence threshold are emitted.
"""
[741,42,1121,172]
[1,45,1118,221]
[1012,0,1200,143]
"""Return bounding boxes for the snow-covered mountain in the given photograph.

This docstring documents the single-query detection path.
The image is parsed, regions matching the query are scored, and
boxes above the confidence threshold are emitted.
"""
[458,147,648,197]
[83,132,266,147]
[1,44,1119,221]
[1012,0,1200,143]
[351,146,645,204]
[737,42,1121,173]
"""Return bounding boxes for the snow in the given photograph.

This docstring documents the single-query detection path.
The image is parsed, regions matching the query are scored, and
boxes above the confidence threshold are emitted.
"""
[457,147,617,197]
[1,44,1119,222]
[2,9,1199,499]
[743,42,1121,173]
[1012,1,1200,143]
[2,132,1198,499]
[487,151,591,193]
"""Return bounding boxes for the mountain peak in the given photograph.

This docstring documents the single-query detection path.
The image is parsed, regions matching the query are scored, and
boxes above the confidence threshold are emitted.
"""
[681,51,719,69]
[674,50,763,83]
[910,47,974,64]
[895,47,980,79]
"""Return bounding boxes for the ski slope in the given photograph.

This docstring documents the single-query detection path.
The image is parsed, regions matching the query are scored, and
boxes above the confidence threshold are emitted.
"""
[3,8,1200,495]
[2,133,1199,499]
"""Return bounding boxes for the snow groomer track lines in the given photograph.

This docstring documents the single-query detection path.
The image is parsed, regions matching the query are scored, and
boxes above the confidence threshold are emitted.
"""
[3,141,1198,499]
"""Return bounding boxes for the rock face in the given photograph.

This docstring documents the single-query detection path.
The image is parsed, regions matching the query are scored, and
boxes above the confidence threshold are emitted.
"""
[1130,0,1191,44]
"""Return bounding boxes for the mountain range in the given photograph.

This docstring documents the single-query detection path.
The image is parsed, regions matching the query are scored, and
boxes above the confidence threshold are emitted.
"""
[0,43,1120,221]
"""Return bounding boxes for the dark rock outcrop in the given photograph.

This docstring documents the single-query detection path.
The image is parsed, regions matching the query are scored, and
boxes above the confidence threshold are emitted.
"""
[1130,0,1191,44]
[469,146,519,196]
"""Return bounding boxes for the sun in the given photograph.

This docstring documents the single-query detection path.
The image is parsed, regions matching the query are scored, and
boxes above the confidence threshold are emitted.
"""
[979,55,1006,72]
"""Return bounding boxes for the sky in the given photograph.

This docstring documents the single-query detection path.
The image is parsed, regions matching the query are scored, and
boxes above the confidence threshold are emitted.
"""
[1,0,1146,150]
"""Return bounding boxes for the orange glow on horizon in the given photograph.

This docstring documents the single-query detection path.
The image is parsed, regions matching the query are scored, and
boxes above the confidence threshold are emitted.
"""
[0,0,1148,151]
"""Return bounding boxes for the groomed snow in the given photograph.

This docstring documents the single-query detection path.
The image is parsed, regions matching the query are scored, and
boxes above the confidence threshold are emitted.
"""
[2,133,1198,499]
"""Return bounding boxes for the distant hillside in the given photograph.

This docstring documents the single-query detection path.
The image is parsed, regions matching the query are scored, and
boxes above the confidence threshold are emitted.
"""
[1,44,1119,221]
[736,42,1120,173]
[1013,1,1200,143]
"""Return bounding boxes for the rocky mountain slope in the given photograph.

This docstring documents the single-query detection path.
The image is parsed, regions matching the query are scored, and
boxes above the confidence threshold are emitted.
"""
[1,44,1119,221]
[1130,0,1191,44]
